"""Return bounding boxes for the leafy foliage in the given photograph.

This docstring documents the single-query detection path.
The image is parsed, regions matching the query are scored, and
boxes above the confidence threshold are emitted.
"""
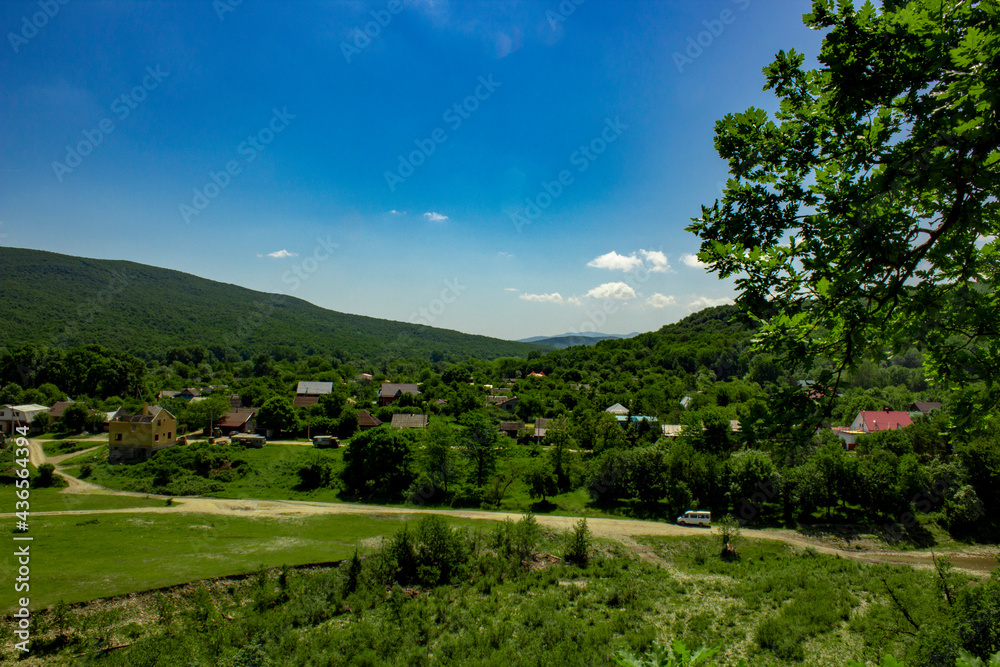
[688,0,1000,429]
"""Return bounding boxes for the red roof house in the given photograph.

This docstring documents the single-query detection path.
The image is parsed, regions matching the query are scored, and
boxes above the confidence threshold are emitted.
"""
[849,409,913,434]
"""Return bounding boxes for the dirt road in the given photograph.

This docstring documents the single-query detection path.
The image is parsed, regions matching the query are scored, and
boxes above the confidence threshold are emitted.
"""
[20,439,999,575]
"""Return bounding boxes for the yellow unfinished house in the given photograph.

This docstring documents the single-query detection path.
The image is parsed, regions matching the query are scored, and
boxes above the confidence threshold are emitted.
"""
[108,405,178,463]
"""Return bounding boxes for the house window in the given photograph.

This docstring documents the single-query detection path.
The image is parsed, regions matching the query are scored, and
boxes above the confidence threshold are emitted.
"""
[167,432,172,439]
[154,434,159,442]
[115,433,122,441]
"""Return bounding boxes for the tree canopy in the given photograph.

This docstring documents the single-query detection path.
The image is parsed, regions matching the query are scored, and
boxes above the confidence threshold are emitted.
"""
[688,0,1000,428]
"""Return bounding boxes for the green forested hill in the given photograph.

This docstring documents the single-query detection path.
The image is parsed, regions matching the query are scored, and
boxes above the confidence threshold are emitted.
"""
[0,247,539,363]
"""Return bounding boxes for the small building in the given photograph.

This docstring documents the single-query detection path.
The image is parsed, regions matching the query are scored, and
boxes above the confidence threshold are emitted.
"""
[357,410,382,431]
[850,409,913,433]
[533,417,551,440]
[0,404,50,435]
[832,409,914,449]
[661,424,684,438]
[177,388,202,400]
[909,402,941,415]
[48,401,74,421]
[294,381,334,408]
[108,405,177,464]
[487,395,519,413]
[831,426,865,449]
[378,383,420,407]
[499,421,525,438]
[216,407,257,435]
[605,403,629,415]
[527,371,546,378]
[390,413,428,429]
[158,390,181,400]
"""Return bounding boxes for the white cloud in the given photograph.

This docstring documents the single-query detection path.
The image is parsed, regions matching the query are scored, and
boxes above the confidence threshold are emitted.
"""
[389,209,405,215]
[681,253,708,268]
[520,292,563,303]
[688,296,734,309]
[568,296,583,306]
[640,249,671,273]
[504,287,519,292]
[260,249,298,259]
[424,211,448,222]
[587,251,643,272]
[646,293,676,308]
[497,251,514,258]
[585,282,636,300]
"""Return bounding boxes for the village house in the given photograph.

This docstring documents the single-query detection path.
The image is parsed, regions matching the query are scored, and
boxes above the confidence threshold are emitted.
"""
[294,381,334,408]
[486,395,519,413]
[0,404,50,435]
[832,408,914,449]
[215,407,257,435]
[499,421,525,438]
[357,409,382,431]
[378,382,420,407]
[108,405,178,463]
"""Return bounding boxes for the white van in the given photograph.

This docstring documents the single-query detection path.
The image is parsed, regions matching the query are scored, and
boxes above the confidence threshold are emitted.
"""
[676,510,711,526]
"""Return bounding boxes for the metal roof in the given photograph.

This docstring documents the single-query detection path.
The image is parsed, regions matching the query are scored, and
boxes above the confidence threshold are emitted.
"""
[296,381,334,395]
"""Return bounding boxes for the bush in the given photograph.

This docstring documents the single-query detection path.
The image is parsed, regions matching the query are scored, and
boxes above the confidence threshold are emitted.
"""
[715,515,741,560]
[35,463,57,488]
[564,518,592,567]
[79,464,93,479]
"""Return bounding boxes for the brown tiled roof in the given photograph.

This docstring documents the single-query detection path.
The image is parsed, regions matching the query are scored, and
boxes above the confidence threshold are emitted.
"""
[293,396,320,408]
[380,383,420,398]
[358,410,382,427]
[499,421,525,431]
[217,407,256,429]
[48,401,74,419]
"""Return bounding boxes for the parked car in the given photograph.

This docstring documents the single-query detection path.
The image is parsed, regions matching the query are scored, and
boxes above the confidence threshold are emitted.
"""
[676,510,711,526]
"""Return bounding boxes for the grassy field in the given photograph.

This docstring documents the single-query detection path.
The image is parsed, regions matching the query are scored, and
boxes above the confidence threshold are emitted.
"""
[0,511,495,610]
[40,439,102,457]
[8,519,996,666]
[0,485,166,513]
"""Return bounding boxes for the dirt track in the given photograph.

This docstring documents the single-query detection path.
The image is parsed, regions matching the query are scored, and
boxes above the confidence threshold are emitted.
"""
[18,438,1000,575]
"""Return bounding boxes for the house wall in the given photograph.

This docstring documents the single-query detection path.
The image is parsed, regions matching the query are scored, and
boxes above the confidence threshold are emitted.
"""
[108,414,178,463]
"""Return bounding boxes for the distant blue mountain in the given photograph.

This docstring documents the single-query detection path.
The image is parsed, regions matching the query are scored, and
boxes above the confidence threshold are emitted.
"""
[518,332,642,349]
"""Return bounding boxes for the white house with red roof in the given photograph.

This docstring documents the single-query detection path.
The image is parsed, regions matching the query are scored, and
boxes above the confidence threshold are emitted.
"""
[832,408,913,449]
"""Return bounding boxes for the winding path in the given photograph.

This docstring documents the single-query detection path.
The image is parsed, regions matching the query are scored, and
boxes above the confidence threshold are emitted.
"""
[18,438,999,575]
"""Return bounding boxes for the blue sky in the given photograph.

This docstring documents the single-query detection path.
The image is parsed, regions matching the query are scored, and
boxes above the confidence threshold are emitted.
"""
[0,0,824,341]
